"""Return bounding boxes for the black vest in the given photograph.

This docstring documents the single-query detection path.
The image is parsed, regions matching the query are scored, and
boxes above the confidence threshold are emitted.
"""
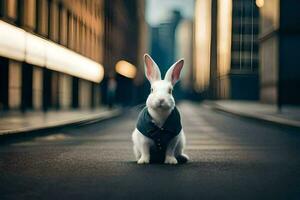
[136,107,182,152]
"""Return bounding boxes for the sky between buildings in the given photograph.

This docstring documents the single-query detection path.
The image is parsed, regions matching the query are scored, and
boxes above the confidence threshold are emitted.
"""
[146,0,195,26]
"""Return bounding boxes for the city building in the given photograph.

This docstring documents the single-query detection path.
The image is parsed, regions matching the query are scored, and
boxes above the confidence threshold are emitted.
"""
[102,0,147,106]
[150,10,182,75]
[0,0,104,112]
[194,0,259,100]
[148,10,184,99]
[258,0,300,105]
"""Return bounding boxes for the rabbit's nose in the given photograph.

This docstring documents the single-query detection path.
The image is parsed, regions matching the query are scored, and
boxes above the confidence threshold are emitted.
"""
[158,99,165,104]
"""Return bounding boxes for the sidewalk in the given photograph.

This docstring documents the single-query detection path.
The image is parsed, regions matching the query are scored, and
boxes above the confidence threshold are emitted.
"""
[204,100,300,129]
[0,108,121,136]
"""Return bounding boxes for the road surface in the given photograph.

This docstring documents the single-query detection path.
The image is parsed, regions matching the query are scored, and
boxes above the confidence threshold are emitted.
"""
[1,102,300,199]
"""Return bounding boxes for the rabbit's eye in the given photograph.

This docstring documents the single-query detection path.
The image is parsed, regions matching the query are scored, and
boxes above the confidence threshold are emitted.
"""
[151,88,154,93]
[168,88,172,94]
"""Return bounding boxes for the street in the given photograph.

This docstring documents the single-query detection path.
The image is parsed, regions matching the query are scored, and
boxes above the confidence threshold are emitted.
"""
[1,102,300,200]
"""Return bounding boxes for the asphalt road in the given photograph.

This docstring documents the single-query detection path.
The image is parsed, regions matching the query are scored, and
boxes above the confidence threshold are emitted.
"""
[1,102,300,200]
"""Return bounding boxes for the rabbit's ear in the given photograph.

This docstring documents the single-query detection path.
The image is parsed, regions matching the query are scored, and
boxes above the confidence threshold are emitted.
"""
[164,59,184,85]
[144,54,161,83]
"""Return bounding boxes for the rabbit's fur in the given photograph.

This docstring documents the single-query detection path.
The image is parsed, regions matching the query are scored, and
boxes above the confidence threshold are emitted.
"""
[132,54,189,164]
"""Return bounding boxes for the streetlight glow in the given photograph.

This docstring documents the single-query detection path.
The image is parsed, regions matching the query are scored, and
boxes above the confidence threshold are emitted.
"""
[256,0,264,8]
[115,60,137,79]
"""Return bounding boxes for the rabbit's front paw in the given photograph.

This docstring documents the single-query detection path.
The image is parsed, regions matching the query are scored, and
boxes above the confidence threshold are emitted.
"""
[164,156,178,164]
[137,157,150,164]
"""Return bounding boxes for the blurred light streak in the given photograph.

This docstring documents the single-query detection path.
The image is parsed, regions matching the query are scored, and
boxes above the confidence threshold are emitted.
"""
[0,20,26,61]
[0,20,104,83]
[217,0,232,76]
[176,19,193,90]
[194,0,211,91]
[256,0,264,8]
[26,34,47,66]
[46,41,104,83]
[115,60,137,79]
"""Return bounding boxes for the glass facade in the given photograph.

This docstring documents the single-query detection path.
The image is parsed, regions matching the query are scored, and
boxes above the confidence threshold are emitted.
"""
[231,0,259,72]
[194,0,259,99]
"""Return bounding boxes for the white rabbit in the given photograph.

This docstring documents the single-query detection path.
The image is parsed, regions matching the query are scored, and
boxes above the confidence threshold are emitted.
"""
[132,54,189,164]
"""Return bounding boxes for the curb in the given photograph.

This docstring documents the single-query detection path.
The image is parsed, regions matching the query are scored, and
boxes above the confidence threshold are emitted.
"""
[0,109,122,137]
[206,103,300,130]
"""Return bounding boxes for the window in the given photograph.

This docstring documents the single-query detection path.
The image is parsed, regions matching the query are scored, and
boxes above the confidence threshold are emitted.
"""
[49,0,58,41]
[81,22,85,55]
[23,0,36,29]
[59,4,67,45]
[67,12,74,49]
[0,0,17,21]
[7,0,17,20]
[36,0,48,36]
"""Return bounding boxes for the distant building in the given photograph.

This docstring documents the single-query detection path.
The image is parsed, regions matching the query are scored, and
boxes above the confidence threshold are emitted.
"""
[194,0,259,100]
[0,0,104,112]
[102,0,147,106]
[259,0,300,105]
[150,10,182,75]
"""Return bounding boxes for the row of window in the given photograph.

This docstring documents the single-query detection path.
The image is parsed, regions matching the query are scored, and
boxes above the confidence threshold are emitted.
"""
[231,40,259,51]
[0,56,98,111]
[232,0,259,18]
[0,0,103,62]
[232,25,259,36]
[231,0,259,71]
